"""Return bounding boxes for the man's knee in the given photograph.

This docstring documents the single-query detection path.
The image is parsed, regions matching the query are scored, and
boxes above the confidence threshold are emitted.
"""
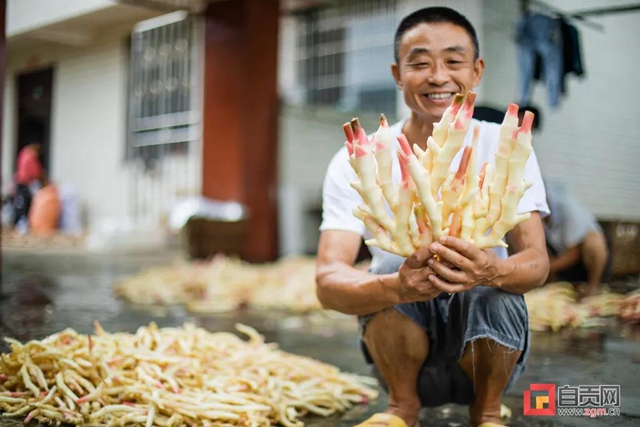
[455,286,527,340]
[363,307,426,343]
[363,307,399,339]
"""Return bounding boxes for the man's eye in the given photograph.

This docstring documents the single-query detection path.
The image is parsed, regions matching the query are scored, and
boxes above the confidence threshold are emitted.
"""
[448,60,462,65]
[411,62,429,67]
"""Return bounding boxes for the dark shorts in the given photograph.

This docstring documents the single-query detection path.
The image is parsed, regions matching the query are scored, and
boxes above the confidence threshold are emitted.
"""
[359,262,530,407]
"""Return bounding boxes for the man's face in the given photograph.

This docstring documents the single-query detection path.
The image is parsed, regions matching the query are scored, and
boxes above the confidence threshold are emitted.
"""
[392,22,484,123]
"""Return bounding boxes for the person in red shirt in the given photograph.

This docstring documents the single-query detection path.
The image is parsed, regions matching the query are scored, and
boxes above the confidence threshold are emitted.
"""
[13,143,44,226]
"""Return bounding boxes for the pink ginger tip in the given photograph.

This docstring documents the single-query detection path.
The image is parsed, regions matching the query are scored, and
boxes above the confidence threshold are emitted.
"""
[460,91,476,115]
[453,116,466,131]
[449,94,464,115]
[380,114,389,127]
[472,125,480,142]
[507,103,519,117]
[521,111,534,133]
[342,122,354,143]
[345,141,354,156]
[354,132,370,158]
[456,146,472,179]
[397,134,412,156]
[396,151,411,186]
[373,136,386,152]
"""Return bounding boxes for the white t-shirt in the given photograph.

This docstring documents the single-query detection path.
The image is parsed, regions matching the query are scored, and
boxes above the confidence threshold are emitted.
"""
[320,118,550,273]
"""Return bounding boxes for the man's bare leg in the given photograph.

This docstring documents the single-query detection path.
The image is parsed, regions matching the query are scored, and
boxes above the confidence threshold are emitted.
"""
[364,308,427,426]
[581,231,608,296]
[458,338,522,426]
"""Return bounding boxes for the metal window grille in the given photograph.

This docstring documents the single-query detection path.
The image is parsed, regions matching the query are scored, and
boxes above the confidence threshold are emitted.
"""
[291,0,398,113]
[128,11,198,152]
[126,12,202,223]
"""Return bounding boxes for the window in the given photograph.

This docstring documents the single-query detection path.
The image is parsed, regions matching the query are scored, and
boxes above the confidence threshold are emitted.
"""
[127,11,199,158]
[287,0,398,114]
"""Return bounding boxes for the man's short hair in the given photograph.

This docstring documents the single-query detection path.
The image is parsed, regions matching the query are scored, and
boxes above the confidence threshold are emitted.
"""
[394,7,480,63]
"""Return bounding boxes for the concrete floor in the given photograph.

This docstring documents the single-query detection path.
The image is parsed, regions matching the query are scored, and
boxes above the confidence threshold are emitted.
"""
[1,250,639,426]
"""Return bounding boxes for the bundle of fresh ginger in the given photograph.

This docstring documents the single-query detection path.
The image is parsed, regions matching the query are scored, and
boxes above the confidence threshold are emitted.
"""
[343,91,534,256]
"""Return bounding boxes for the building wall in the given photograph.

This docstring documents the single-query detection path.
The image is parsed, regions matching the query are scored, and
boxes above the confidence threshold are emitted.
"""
[7,0,112,36]
[4,13,203,231]
[50,35,129,224]
[278,105,388,255]
[3,34,130,224]
[481,0,640,221]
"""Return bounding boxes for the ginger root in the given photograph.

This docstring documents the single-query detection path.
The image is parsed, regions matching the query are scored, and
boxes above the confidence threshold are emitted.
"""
[344,91,534,257]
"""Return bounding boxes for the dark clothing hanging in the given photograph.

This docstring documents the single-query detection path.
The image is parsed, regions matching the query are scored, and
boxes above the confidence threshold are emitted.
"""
[560,18,584,77]
[532,18,585,95]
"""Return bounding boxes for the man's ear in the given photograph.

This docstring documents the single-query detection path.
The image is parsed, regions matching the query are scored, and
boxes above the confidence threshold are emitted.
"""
[391,62,401,89]
[472,57,485,88]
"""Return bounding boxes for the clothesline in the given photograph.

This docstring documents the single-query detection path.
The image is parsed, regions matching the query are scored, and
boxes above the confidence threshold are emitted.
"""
[523,0,640,33]
[524,0,604,32]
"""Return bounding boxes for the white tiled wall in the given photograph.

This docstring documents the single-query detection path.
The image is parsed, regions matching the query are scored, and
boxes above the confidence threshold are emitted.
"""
[481,0,640,221]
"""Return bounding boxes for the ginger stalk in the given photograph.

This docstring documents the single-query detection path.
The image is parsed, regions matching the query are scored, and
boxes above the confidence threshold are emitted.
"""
[473,103,519,239]
[413,94,464,172]
[459,127,481,241]
[475,111,534,249]
[393,147,418,256]
[352,208,398,254]
[430,92,476,197]
[344,119,395,234]
[373,114,397,209]
[413,204,433,247]
[397,134,444,240]
[441,145,473,224]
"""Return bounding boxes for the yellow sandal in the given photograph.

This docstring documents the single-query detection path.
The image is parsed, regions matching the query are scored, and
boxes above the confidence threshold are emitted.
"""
[354,413,408,427]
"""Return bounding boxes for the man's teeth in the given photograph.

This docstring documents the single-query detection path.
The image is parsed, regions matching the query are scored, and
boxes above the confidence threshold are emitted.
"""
[426,93,453,100]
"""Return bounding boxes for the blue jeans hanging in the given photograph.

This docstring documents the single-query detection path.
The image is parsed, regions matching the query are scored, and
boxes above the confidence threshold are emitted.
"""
[515,13,563,108]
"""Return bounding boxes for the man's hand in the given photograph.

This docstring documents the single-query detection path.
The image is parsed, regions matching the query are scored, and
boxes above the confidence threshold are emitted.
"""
[397,246,442,303]
[426,236,508,293]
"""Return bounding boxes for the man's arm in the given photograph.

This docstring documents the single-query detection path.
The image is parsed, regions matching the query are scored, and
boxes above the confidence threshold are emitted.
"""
[315,230,399,316]
[494,212,551,292]
[427,212,550,294]
[548,246,580,275]
[315,230,441,316]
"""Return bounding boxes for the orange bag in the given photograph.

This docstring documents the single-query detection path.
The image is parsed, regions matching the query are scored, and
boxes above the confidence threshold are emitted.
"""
[29,185,61,235]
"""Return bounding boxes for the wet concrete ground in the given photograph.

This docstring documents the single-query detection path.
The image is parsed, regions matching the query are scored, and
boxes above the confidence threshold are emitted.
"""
[1,250,639,426]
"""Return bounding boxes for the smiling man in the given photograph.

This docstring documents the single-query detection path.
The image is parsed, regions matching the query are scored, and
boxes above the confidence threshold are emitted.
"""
[315,7,550,427]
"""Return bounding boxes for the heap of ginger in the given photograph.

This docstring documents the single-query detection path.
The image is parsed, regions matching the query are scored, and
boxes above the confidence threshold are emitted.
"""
[343,91,535,257]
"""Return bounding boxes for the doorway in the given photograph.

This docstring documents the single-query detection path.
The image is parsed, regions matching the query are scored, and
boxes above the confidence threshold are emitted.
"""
[16,68,53,173]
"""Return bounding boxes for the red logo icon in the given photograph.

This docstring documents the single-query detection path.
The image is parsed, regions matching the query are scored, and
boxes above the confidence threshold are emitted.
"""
[524,383,556,416]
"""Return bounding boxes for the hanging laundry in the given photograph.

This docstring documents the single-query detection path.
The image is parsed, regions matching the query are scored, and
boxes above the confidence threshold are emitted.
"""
[560,18,584,77]
[515,13,563,108]
[532,18,585,96]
